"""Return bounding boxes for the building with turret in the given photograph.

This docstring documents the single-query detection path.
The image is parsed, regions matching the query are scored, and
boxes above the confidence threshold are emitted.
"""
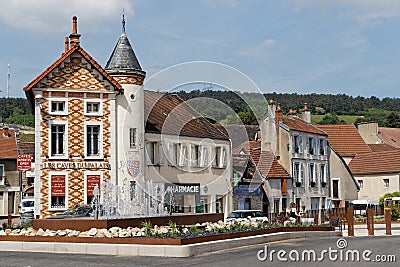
[24,16,232,218]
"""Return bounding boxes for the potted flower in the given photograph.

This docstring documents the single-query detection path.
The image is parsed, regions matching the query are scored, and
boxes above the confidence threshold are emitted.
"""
[321,181,327,187]
[296,181,302,187]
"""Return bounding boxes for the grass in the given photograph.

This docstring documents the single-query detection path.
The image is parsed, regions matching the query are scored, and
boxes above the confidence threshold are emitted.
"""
[19,133,35,142]
[311,115,362,124]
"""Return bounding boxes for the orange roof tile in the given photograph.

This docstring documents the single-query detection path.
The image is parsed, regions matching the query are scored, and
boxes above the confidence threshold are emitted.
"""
[249,149,290,179]
[378,127,400,149]
[317,124,371,157]
[144,91,228,140]
[349,149,400,175]
[233,140,261,154]
[0,128,18,159]
[282,117,326,135]
[368,143,398,152]
[235,140,290,179]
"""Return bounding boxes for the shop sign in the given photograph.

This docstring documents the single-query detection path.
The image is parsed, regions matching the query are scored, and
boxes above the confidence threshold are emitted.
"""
[42,161,110,170]
[233,185,261,196]
[17,154,32,171]
[165,183,201,195]
[87,175,101,196]
[51,175,65,196]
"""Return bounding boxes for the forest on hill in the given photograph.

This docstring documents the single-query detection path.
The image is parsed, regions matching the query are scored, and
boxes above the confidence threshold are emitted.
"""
[1,91,400,127]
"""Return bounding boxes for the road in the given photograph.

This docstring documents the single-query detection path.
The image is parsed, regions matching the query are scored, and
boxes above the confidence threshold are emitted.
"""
[0,236,398,267]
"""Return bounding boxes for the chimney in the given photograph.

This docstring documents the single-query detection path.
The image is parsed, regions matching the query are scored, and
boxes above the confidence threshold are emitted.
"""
[64,37,69,52]
[69,16,81,47]
[275,103,283,122]
[302,103,311,123]
[3,125,9,137]
[287,108,298,119]
[268,99,276,119]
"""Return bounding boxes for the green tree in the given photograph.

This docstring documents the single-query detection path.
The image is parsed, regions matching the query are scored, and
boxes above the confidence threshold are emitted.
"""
[385,112,400,128]
[319,114,345,124]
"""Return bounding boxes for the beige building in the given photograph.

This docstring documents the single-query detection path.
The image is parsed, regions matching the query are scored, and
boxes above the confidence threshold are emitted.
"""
[349,149,400,201]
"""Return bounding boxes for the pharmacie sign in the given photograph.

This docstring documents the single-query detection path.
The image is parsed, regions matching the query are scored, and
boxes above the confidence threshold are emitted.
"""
[165,183,200,195]
[42,162,110,170]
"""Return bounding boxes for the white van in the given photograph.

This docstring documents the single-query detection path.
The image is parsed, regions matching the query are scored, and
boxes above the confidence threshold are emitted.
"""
[19,198,34,215]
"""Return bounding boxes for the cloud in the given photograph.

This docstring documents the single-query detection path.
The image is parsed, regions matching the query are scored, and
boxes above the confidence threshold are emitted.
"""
[0,0,134,33]
[236,39,280,60]
[292,0,400,26]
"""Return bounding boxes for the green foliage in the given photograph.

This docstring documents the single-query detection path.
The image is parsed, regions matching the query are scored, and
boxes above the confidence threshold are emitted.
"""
[390,205,400,221]
[140,220,153,236]
[0,98,34,127]
[319,114,345,125]
[385,112,400,128]
[379,192,400,205]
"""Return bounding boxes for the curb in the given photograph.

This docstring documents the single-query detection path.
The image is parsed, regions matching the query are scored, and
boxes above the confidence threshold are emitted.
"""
[0,231,342,257]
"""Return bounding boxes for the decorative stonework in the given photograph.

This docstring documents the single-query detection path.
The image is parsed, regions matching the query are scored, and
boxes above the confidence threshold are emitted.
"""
[39,55,112,91]
[113,75,144,86]
[38,53,113,218]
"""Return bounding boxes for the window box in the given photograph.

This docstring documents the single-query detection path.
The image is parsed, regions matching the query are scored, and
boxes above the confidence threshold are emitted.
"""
[321,181,327,187]
[310,181,316,187]
[296,181,302,187]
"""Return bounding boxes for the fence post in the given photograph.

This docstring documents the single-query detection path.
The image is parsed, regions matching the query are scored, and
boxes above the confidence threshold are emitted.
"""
[367,208,374,236]
[385,208,391,235]
[347,207,354,236]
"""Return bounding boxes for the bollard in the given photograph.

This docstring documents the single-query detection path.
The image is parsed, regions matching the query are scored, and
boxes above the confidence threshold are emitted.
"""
[385,208,392,235]
[314,214,319,226]
[347,207,354,236]
[7,214,12,226]
[367,208,374,236]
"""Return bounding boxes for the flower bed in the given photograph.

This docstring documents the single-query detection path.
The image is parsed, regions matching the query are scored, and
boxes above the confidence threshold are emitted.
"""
[0,220,334,246]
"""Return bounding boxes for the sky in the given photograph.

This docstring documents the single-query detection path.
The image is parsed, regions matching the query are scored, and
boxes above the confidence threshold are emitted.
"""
[1,0,400,99]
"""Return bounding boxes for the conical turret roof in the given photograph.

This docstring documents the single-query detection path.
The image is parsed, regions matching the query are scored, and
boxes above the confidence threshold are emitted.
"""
[105,16,144,74]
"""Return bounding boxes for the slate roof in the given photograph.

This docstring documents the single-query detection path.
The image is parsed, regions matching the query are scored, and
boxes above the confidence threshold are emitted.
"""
[234,141,290,179]
[378,127,400,149]
[144,91,229,140]
[349,149,400,175]
[215,124,259,149]
[317,124,371,157]
[281,117,326,135]
[0,128,18,159]
[105,21,144,74]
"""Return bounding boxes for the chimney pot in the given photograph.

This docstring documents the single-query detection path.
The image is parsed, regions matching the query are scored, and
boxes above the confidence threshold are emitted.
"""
[69,16,81,47]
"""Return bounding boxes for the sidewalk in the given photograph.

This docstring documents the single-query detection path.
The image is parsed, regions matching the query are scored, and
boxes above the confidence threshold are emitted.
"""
[342,224,400,237]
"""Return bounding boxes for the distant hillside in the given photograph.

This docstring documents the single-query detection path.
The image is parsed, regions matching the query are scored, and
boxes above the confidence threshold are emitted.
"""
[2,92,400,127]
[176,90,400,127]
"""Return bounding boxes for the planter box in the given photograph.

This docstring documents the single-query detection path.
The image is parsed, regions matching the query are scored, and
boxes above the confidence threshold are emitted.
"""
[0,226,334,246]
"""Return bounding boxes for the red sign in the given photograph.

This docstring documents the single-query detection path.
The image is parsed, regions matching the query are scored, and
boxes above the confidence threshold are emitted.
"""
[17,154,32,171]
[51,175,65,196]
[87,175,101,196]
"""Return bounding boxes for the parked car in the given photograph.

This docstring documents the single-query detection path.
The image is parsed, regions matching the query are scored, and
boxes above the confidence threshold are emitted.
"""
[225,210,269,223]
[19,198,34,216]
[49,205,93,219]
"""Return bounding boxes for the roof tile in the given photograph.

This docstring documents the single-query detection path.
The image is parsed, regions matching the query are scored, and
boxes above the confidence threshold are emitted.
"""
[317,124,371,157]
[349,149,400,175]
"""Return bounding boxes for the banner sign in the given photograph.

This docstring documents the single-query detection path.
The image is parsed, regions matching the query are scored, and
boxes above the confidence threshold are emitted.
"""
[17,154,32,171]
[86,175,101,196]
[51,175,65,196]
